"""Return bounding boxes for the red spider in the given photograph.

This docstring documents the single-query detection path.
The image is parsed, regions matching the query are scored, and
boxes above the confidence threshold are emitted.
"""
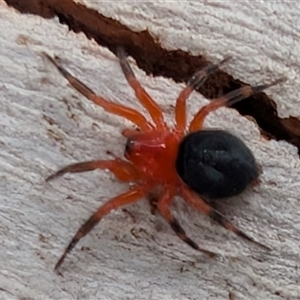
[44,49,283,271]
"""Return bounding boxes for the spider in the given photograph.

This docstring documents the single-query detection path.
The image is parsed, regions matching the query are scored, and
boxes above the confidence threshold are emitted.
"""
[44,48,283,271]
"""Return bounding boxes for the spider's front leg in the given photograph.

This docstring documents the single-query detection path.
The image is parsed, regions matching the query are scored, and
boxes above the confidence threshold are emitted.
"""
[46,159,138,182]
[116,48,166,130]
[42,52,152,132]
[180,187,271,250]
[54,185,148,271]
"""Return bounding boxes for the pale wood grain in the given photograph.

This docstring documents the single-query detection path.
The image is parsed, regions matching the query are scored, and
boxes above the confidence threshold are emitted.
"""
[0,1,299,300]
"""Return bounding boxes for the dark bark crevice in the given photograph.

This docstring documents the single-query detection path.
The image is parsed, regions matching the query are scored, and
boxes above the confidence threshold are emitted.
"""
[5,0,300,153]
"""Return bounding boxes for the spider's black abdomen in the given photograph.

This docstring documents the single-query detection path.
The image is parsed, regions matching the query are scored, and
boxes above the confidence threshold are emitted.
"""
[176,130,259,199]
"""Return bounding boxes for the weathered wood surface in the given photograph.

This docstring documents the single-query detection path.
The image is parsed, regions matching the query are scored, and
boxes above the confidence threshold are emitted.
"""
[0,1,299,299]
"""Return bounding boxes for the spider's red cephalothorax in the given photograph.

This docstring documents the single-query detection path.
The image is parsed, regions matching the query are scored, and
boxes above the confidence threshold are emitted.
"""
[44,48,283,271]
[124,129,182,184]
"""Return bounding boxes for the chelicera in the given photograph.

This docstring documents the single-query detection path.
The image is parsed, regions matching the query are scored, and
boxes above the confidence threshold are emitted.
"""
[44,49,282,271]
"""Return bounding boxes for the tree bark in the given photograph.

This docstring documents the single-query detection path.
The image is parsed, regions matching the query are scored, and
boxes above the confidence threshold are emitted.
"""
[0,1,299,299]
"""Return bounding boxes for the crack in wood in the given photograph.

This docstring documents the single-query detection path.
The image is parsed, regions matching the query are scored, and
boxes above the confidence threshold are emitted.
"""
[5,0,300,153]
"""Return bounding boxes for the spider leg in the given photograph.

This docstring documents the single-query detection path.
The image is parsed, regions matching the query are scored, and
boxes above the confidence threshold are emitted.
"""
[116,48,166,129]
[175,57,231,133]
[189,77,286,132]
[42,53,153,132]
[157,186,217,257]
[46,159,137,182]
[180,187,271,250]
[147,191,159,215]
[54,185,148,271]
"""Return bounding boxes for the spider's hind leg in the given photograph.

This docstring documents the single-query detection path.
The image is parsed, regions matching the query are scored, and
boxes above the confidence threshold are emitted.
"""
[181,187,271,251]
[175,56,231,133]
[189,77,285,132]
[157,186,217,257]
